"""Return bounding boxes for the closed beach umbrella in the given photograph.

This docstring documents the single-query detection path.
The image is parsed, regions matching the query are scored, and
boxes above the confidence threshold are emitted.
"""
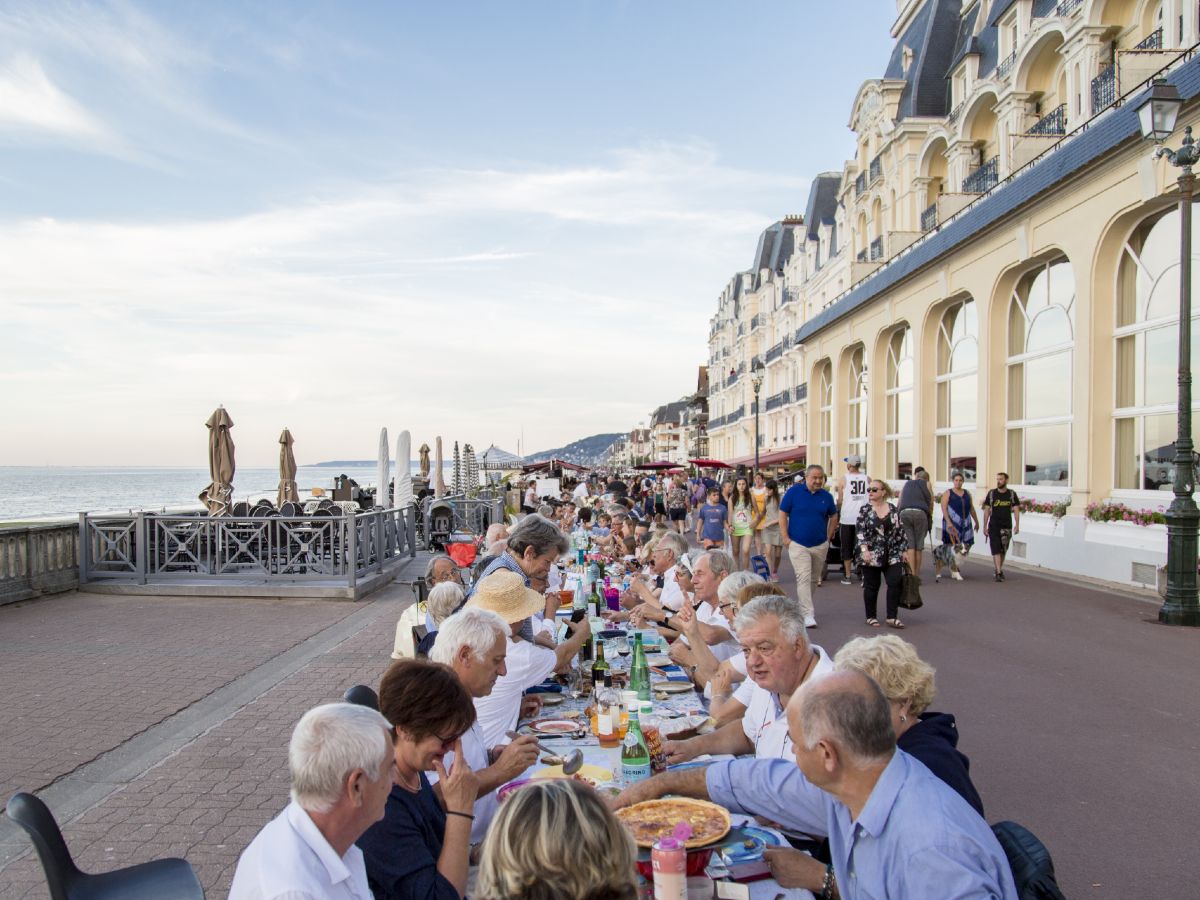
[395,430,414,508]
[277,428,299,507]
[377,427,390,508]
[435,436,446,498]
[199,406,236,515]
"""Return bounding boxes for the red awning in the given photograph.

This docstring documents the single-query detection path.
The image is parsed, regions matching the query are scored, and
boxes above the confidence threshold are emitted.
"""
[726,446,808,468]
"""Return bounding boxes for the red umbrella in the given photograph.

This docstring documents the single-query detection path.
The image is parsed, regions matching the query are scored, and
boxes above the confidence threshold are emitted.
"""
[634,460,677,470]
[688,458,731,469]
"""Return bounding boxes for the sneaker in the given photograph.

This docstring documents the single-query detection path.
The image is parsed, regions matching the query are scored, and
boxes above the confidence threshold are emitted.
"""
[998,571,1006,582]
[994,572,1002,582]
[804,615,817,628]
[840,577,853,585]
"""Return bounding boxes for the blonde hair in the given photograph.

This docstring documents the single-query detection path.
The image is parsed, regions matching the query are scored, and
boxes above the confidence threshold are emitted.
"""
[475,780,638,900]
[870,479,894,500]
[833,635,936,715]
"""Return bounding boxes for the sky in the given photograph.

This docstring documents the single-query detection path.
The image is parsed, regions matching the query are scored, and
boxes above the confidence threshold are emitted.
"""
[0,0,900,466]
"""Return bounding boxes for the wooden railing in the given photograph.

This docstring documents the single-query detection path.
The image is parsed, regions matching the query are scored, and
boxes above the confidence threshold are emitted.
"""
[0,523,79,605]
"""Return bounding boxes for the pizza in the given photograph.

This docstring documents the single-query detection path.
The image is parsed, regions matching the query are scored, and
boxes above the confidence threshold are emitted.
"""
[615,797,731,849]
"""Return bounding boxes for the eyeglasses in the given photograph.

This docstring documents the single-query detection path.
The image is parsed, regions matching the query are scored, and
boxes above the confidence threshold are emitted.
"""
[868,487,883,493]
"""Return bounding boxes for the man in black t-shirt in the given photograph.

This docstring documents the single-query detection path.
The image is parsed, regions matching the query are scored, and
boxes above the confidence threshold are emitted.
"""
[982,472,1020,582]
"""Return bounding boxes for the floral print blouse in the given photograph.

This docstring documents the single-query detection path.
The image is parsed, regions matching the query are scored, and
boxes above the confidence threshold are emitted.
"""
[854,501,908,568]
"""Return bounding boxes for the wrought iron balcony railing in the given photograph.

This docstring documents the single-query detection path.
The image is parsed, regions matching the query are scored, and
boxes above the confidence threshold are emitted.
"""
[856,248,868,262]
[781,287,800,305]
[996,51,1017,80]
[854,172,866,197]
[1135,28,1163,50]
[1092,64,1116,112]
[869,237,883,261]
[765,342,784,363]
[1028,103,1067,136]
[962,156,999,193]
[949,100,965,123]
[920,202,938,232]
[1056,0,1082,15]
[869,154,882,184]
[794,382,808,402]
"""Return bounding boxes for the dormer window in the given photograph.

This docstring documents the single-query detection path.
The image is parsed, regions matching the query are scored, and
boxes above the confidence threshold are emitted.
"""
[901,46,913,75]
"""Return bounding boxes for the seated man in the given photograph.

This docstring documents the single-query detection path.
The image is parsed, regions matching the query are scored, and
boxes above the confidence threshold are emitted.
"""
[429,608,540,845]
[483,523,509,548]
[616,671,1018,899]
[659,550,740,664]
[467,570,590,747]
[229,702,394,900]
[392,554,463,659]
[611,532,689,623]
[664,594,833,762]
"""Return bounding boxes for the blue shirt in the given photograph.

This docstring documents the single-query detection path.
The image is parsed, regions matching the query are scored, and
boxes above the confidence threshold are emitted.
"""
[696,502,727,541]
[357,777,458,900]
[706,751,1017,900]
[778,483,837,547]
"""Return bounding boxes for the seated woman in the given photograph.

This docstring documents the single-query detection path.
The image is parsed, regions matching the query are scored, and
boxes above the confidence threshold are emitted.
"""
[357,659,479,900]
[415,582,467,657]
[474,779,638,900]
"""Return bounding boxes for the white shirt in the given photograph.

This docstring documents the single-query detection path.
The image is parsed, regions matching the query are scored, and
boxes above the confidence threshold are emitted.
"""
[659,565,684,612]
[427,720,496,844]
[473,636,557,749]
[839,472,870,525]
[573,482,590,502]
[679,599,739,662]
[228,801,373,900]
[738,644,835,759]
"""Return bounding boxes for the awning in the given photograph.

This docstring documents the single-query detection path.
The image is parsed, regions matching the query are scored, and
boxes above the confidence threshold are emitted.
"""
[522,458,589,474]
[726,446,808,468]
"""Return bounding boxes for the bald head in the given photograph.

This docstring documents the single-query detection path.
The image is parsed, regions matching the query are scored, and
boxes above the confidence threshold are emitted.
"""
[790,670,894,766]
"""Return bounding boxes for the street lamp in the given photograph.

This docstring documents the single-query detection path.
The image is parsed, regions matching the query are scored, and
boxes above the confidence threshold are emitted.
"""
[1137,79,1200,626]
[751,359,765,474]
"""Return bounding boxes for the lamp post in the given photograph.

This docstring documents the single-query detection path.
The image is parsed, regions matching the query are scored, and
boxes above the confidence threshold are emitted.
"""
[1138,80,1200,626]
[751,359,765,475]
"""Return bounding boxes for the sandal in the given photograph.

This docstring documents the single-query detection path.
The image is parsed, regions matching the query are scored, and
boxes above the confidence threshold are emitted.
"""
[866,618,881,627]
[886,618,905,629]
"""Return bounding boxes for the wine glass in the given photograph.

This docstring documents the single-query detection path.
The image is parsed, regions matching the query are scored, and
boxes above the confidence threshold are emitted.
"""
[615,636,631,662]
[567,667,584,703]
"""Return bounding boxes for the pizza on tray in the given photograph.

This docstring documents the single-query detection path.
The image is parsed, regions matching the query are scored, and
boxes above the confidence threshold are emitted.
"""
[615,797,731,849]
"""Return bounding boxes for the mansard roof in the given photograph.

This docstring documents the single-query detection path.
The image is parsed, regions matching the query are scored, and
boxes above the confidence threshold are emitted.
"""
[883,0,963,119]
[804,174,842,240]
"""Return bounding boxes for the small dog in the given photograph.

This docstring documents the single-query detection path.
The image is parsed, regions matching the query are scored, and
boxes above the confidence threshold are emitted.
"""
[932,541,967,582]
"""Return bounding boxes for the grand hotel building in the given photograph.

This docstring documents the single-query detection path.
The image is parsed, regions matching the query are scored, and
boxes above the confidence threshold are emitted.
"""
[705,0,1200,587]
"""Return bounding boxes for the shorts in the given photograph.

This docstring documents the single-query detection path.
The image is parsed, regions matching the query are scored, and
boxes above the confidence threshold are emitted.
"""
[760,523,782,547]
[668,507,687,522]
[898,508,930,550]
[839,524,857,559]
[732,524,753,538]
[988,527,1012,555]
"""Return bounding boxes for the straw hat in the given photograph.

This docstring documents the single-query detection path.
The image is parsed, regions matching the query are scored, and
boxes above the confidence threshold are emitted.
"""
[467,570,543,624]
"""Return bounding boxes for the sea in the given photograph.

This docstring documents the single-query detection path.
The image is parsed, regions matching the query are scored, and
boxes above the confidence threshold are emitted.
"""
[0,464,449,523]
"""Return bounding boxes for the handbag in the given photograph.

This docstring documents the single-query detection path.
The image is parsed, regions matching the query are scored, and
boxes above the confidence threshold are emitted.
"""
[899,562,923,610]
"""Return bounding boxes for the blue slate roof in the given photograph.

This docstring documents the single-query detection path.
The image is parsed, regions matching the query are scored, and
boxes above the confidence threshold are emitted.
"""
[950,1,981,70]
[804,175,842,240]
[796,53,1200,347]
[884,0,962,119]
[751,222,797,277]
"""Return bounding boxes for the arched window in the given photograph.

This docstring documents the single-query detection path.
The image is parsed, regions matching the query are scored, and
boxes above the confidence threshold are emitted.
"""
[935,299,978,481]
[817,361,833,473]
[1115,207,1200,490]
[1007,260,1074,486]
[847,346,868,469]
[885,327,914,478]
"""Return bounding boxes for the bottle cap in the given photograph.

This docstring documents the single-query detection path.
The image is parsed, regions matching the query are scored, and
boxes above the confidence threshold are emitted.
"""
[655,837,682,851]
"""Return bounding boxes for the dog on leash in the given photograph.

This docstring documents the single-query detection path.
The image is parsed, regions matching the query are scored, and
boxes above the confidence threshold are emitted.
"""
[932,541,968,582]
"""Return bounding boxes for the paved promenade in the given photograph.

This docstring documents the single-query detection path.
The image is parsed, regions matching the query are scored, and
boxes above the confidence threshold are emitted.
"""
[0,552,1197,898]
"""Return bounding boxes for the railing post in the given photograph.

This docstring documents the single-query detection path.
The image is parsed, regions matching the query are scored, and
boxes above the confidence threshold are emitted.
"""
[78,513,89,585]
[407,507,417,558]
[346,513,358,590]
[136,512,148,585]
[375,510,385,573]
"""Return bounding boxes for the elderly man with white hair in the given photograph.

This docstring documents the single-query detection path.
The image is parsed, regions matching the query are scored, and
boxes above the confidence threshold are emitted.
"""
[429,607,539,844]
[664,594,834,763]
[613,531,690,627]
[666,551,743,669]
[229,703,395,900]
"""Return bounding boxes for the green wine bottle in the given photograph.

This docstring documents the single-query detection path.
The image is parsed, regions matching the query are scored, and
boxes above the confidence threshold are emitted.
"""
[629,632,651,701]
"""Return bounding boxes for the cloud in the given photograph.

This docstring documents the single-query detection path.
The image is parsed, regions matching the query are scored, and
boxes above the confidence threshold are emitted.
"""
[0,53,112,140]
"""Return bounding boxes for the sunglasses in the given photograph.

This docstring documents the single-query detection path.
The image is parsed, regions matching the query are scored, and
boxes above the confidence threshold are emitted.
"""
[868,487,884,493]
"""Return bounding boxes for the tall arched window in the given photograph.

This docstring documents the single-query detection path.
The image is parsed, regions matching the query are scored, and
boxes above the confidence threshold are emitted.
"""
[1006,260,1074,486]
[1115,207,1200,490]
[885,327,914,478]
[817,361,833,473]
[847,346,868,469]
[935,299,978,481]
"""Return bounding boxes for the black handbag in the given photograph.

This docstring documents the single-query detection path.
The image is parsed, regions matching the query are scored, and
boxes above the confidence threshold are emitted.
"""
[899,563,923,610]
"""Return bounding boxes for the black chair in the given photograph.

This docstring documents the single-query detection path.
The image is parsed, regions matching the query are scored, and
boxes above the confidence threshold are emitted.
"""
[5,792,204,900]
[343,684,379,711]
[279,501,301,517]
[991,821,1066,900]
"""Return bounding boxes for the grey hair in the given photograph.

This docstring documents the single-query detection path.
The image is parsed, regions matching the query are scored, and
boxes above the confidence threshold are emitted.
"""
[536,503,555,518]
[431,607,509,666]
[717,570,763,605]
[423,554,454,587]
[426,581,466,627]
[656,532,688,560]
[702,549,735,578]
[289,703,392,814]
[805,464,826,475]
[798,672,895,765]
[507,514,570,558]
[734,594,808,648]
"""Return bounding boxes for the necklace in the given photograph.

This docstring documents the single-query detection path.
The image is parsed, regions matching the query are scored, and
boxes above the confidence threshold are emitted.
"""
[396,768,421,794]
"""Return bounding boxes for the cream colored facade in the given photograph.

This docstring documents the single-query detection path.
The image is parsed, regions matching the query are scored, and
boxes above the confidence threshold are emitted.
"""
[707,0,1200,586]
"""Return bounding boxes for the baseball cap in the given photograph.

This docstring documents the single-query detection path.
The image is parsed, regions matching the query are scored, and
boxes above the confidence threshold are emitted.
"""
[844,454,863,466]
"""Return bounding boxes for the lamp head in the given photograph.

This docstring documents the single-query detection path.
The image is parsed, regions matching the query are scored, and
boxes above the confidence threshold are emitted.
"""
[1138,79,1182,143]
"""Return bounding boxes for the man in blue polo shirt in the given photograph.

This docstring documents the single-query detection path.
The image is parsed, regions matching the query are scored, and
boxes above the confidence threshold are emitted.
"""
[778,464,837,629]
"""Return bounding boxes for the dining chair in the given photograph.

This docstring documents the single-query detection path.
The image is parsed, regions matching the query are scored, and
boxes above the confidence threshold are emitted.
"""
[343,684,380,711]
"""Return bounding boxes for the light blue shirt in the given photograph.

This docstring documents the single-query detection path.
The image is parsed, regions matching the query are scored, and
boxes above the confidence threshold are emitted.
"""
[706,750,1017,900]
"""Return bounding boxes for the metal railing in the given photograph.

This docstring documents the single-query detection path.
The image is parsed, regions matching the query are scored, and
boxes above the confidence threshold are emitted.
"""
[962,156,999,193]
[708,414,725,430]
[869,237,883,261]
[79,507,416,588]
[1,524,79,604]
[857,248,868,262]
[1092,64,1116,112]
[869,155,882,184]
[1135,28,1163,51]
[1028,104,1067,136]
[1057,0,1082,15]
[750,314,761,331]
[949,101,965,123]
[795,382,809,401]
[854,172,866,197]
[782,287,800,305]
[727,406,745,423]
[725,373,738,388]
[921,202,938,232]
[997,51,1017,80]
[422,492,504,547]
[765,342,784,363]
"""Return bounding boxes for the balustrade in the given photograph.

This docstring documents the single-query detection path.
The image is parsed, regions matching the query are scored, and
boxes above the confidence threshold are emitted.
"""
[1028,104,1067,136]
[869,237,883,261]
[1091,65,1116,112]
[962,156,999,193]
[920,203,938,232]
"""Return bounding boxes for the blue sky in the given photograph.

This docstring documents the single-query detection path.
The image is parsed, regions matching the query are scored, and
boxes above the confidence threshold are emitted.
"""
[0,0,898,466]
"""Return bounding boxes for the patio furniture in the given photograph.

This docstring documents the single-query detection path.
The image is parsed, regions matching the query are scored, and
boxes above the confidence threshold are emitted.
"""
[5,792,204,900]
[343,684,380,711]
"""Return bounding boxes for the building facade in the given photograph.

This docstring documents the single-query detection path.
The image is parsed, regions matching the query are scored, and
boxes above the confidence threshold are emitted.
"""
[707,0,1200,587]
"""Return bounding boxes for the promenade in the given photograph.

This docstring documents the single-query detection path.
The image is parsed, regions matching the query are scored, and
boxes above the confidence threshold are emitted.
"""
[0,552,1197,898]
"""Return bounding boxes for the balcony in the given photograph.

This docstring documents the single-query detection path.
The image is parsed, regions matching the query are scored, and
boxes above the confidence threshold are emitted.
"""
[1135,28,1163,51]
[948,101,965,123]
[765,389,789,412]
[869,237,883,261]
[920,203,938,232]
[765,342,785,363]
[708,414,725,430]
[781,287,800,306]
[727,406,745,423]
[1027,104,1067,136]
[962,156,999,193]
[1056,0,1082,14]
[856,248,868,262]
[794,382,808,402]
[868,154,882,184]
[737,323,746,337]
[750,314,762,331]
[1091,64,1116,112]
[996,51,1017,81]
[854,172,866,197]
[725,372,738,388]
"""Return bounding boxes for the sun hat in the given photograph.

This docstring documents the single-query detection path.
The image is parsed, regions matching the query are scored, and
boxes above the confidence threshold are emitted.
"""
[466,570,544,624]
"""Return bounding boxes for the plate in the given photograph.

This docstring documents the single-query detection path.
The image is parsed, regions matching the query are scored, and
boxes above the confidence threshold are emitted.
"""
[661,714,711,738]
[529,718,585,735]
[653,681,694,694]
[532,763,613,785]
[540,693,565,706]
[716,825,783,864]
